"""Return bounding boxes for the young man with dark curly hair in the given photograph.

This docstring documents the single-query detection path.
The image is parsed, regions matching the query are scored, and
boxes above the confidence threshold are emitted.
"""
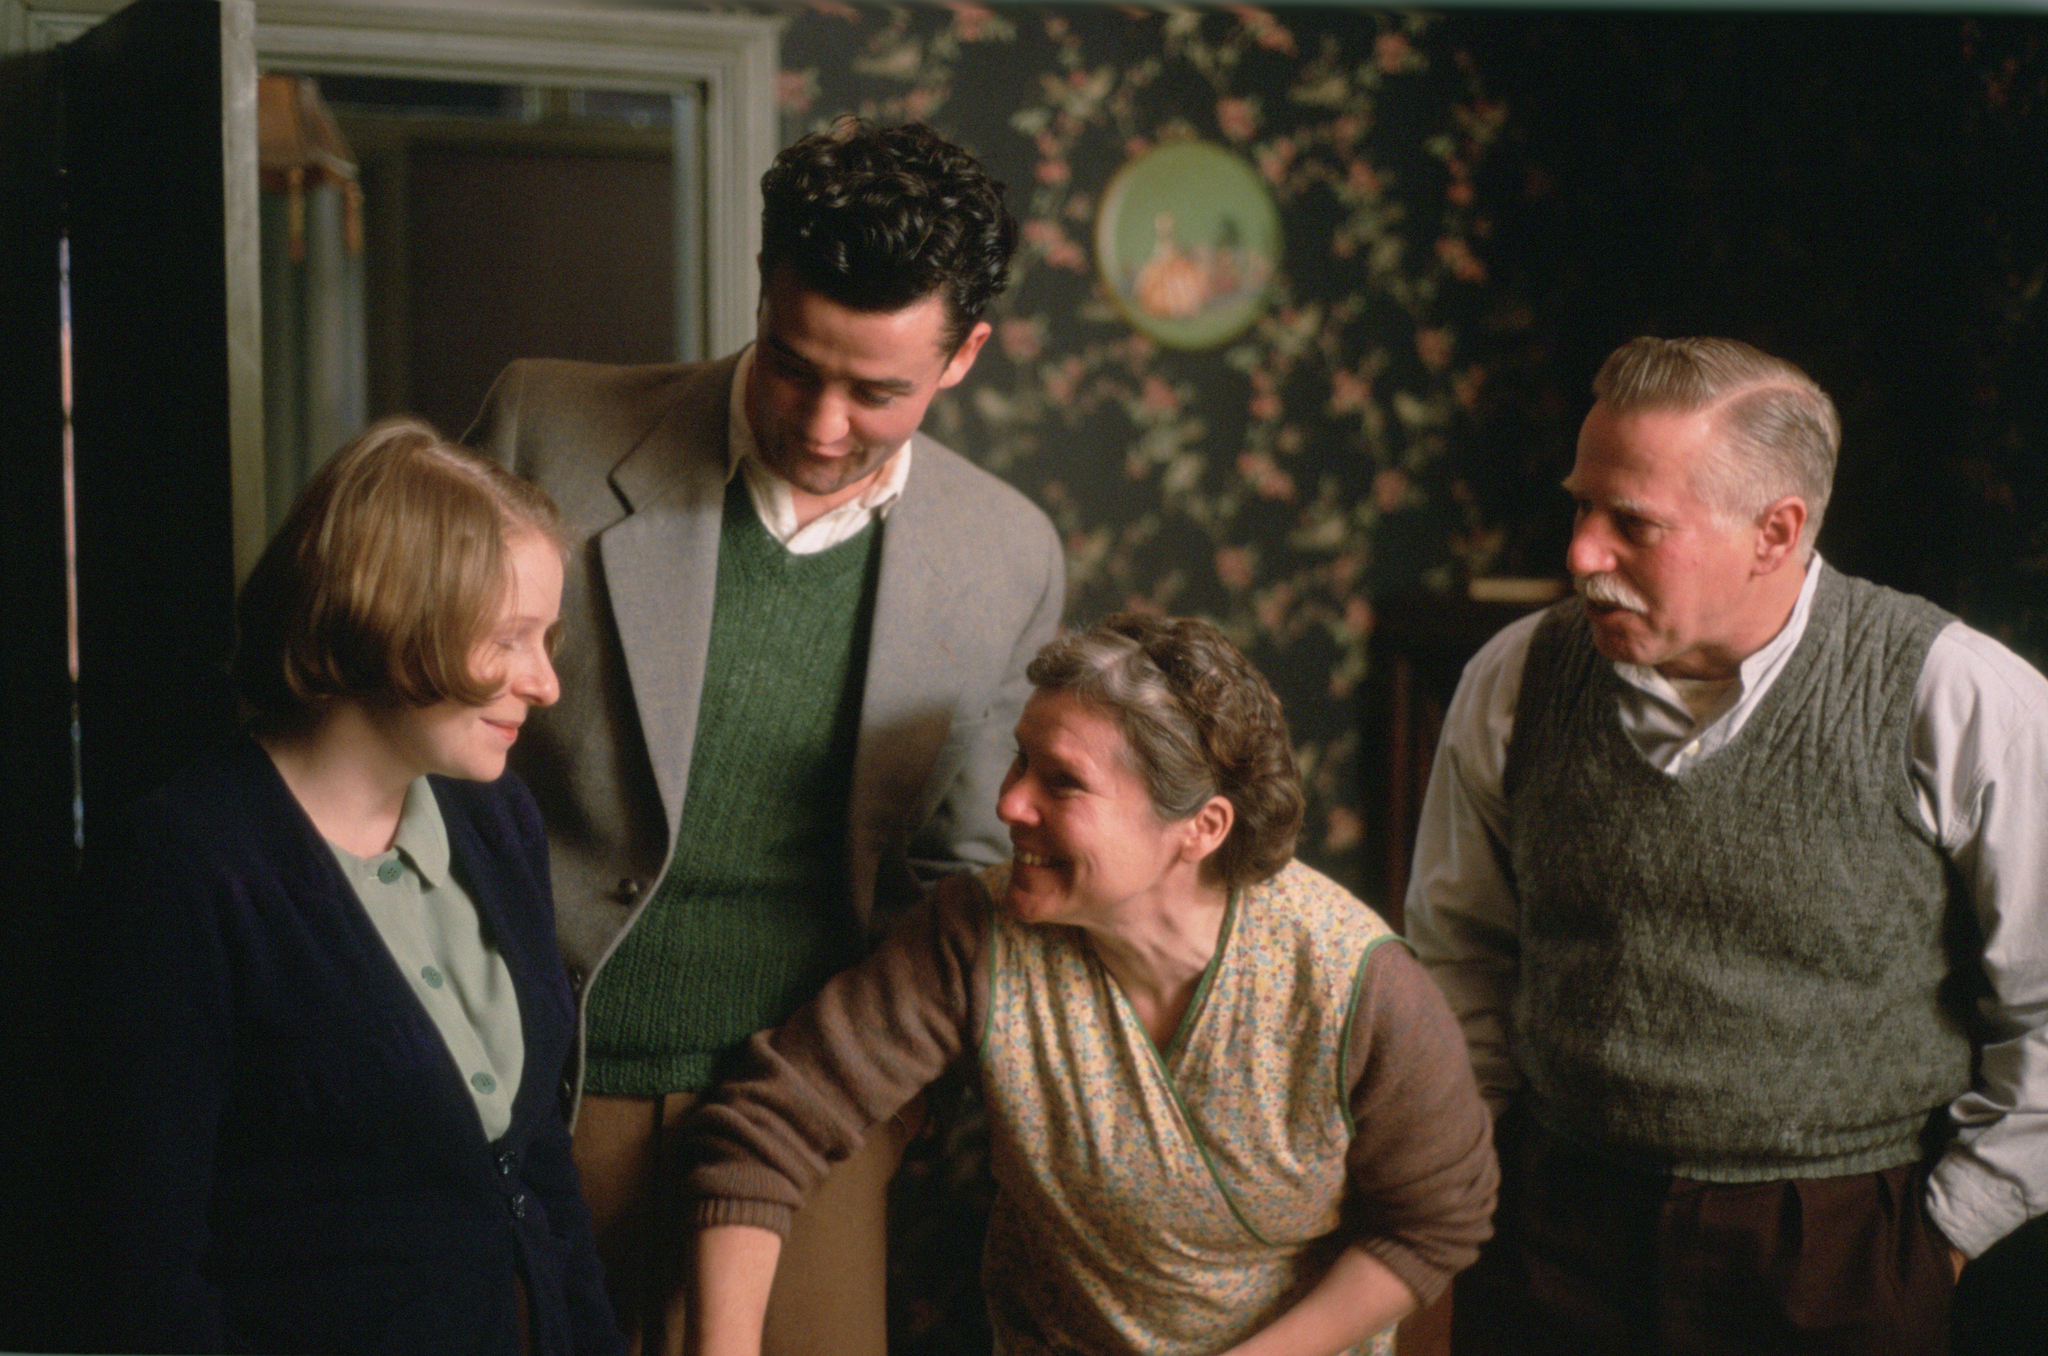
[470,120,1065,1356]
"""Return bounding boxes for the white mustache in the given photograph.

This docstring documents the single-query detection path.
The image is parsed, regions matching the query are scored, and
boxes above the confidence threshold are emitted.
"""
[1576,572,1649,613]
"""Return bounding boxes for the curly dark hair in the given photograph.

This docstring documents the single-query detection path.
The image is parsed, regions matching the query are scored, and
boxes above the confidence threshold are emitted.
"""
[1025,613,1304,890]
[759,118,1017,353]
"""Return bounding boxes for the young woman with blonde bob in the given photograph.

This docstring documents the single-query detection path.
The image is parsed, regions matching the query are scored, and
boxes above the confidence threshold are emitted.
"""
[68,419,623,1355]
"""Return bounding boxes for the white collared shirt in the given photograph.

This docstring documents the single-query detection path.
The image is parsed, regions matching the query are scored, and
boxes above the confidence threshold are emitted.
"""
[726,345,913,556]
[1402,556,2048,1257]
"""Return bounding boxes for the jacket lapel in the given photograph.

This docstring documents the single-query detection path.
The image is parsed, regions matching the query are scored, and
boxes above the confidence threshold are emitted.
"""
[848,434,976,926]
[597,362,734,835]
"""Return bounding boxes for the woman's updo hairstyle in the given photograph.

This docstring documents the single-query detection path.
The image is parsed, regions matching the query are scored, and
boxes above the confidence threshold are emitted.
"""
[1025,612,1303,889]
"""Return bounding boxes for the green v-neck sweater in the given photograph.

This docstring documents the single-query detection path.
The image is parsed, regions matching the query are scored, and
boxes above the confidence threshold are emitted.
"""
[582,477,882,1094]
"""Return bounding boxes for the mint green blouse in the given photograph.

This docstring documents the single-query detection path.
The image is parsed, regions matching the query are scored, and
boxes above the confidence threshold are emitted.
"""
[327,778,526,1141]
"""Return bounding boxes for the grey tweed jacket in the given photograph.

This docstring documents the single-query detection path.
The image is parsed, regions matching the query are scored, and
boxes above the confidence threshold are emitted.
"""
[470,354,1065,1107]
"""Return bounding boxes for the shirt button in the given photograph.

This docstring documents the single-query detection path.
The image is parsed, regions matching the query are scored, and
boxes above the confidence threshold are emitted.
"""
[471,1071,497,1094]
[376,859,402,884]
[421,966,444,989]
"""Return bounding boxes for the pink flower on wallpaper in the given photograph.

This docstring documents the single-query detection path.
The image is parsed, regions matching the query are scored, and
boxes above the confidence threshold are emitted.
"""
[1215,546,1256,591]
[1454,365,1488,411]
[1415,327,1452,370]
[1376,33,1414,73]
[1228,5,1297,55]
[947,2,996,43]
[1373,468,1412,513]
[1343,594,1375,639]
[1140,375,1180,414]
[1446,177,1475,207]
[1237,451,1297,501]
[1036,158,1070,185]
[1329,368,1372,414]
[1217,97,1259,142]
[777,69,818,114]
[1346,159,1382,199]
[1043,355,1085,405]
[1436,236,1488,283]
[1021,219,1087,271]
[805,1,863,21]
[903,87,938,121]
[1255,581,1294,633]
[1257,137,1297,186]
[1325,805,1364,854]
[999,317,1044,363]
[1245,364,1277,421]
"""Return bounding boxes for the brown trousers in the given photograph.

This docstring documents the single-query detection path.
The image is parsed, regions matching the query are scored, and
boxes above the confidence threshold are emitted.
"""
[1454,1108,1956,1356]
[573,1091,914,1356]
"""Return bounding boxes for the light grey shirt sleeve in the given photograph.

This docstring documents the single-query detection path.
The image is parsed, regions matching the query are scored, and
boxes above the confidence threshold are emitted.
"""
[1916,623,2048,1257]
[1401,611,1540,1114]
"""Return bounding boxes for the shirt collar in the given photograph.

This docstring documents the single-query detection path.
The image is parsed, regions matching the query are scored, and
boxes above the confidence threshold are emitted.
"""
[389,776,451,889]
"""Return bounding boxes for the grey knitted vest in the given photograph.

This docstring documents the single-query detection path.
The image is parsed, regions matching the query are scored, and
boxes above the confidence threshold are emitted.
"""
[1504,565,1971,1180]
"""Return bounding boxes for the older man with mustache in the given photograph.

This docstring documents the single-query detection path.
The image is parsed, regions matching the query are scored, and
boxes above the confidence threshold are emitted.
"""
[1405,336,2048,1355]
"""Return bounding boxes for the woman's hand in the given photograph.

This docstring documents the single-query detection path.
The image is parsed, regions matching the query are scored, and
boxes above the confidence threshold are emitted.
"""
[1210,1243,1417,1356]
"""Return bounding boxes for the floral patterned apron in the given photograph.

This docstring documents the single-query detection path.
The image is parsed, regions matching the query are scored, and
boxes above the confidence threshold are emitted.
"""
[976,860,1400,1356]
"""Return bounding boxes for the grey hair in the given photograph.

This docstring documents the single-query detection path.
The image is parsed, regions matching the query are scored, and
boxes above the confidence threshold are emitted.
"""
[1593,336,1838,552]
[1025,613,1302,890]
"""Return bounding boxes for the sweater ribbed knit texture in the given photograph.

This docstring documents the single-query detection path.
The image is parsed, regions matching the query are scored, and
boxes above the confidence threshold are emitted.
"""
[582,477,879,1094]
[1503,565,1971,1180]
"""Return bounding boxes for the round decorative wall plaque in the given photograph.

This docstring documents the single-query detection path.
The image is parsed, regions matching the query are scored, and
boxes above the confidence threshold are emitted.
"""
[1095,139,1281,350]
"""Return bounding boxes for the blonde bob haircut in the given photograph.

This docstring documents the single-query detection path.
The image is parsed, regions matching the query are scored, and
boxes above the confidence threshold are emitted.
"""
[232,416,563,722]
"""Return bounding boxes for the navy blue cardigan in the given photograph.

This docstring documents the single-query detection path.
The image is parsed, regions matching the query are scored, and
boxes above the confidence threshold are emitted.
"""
[66,738,623,1355]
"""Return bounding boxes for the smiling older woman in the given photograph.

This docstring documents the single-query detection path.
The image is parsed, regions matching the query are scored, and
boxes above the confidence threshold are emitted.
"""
[682,613,1496,1356]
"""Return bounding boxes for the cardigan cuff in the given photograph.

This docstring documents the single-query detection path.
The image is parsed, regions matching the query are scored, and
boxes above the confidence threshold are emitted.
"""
[691,1196,797,1239]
